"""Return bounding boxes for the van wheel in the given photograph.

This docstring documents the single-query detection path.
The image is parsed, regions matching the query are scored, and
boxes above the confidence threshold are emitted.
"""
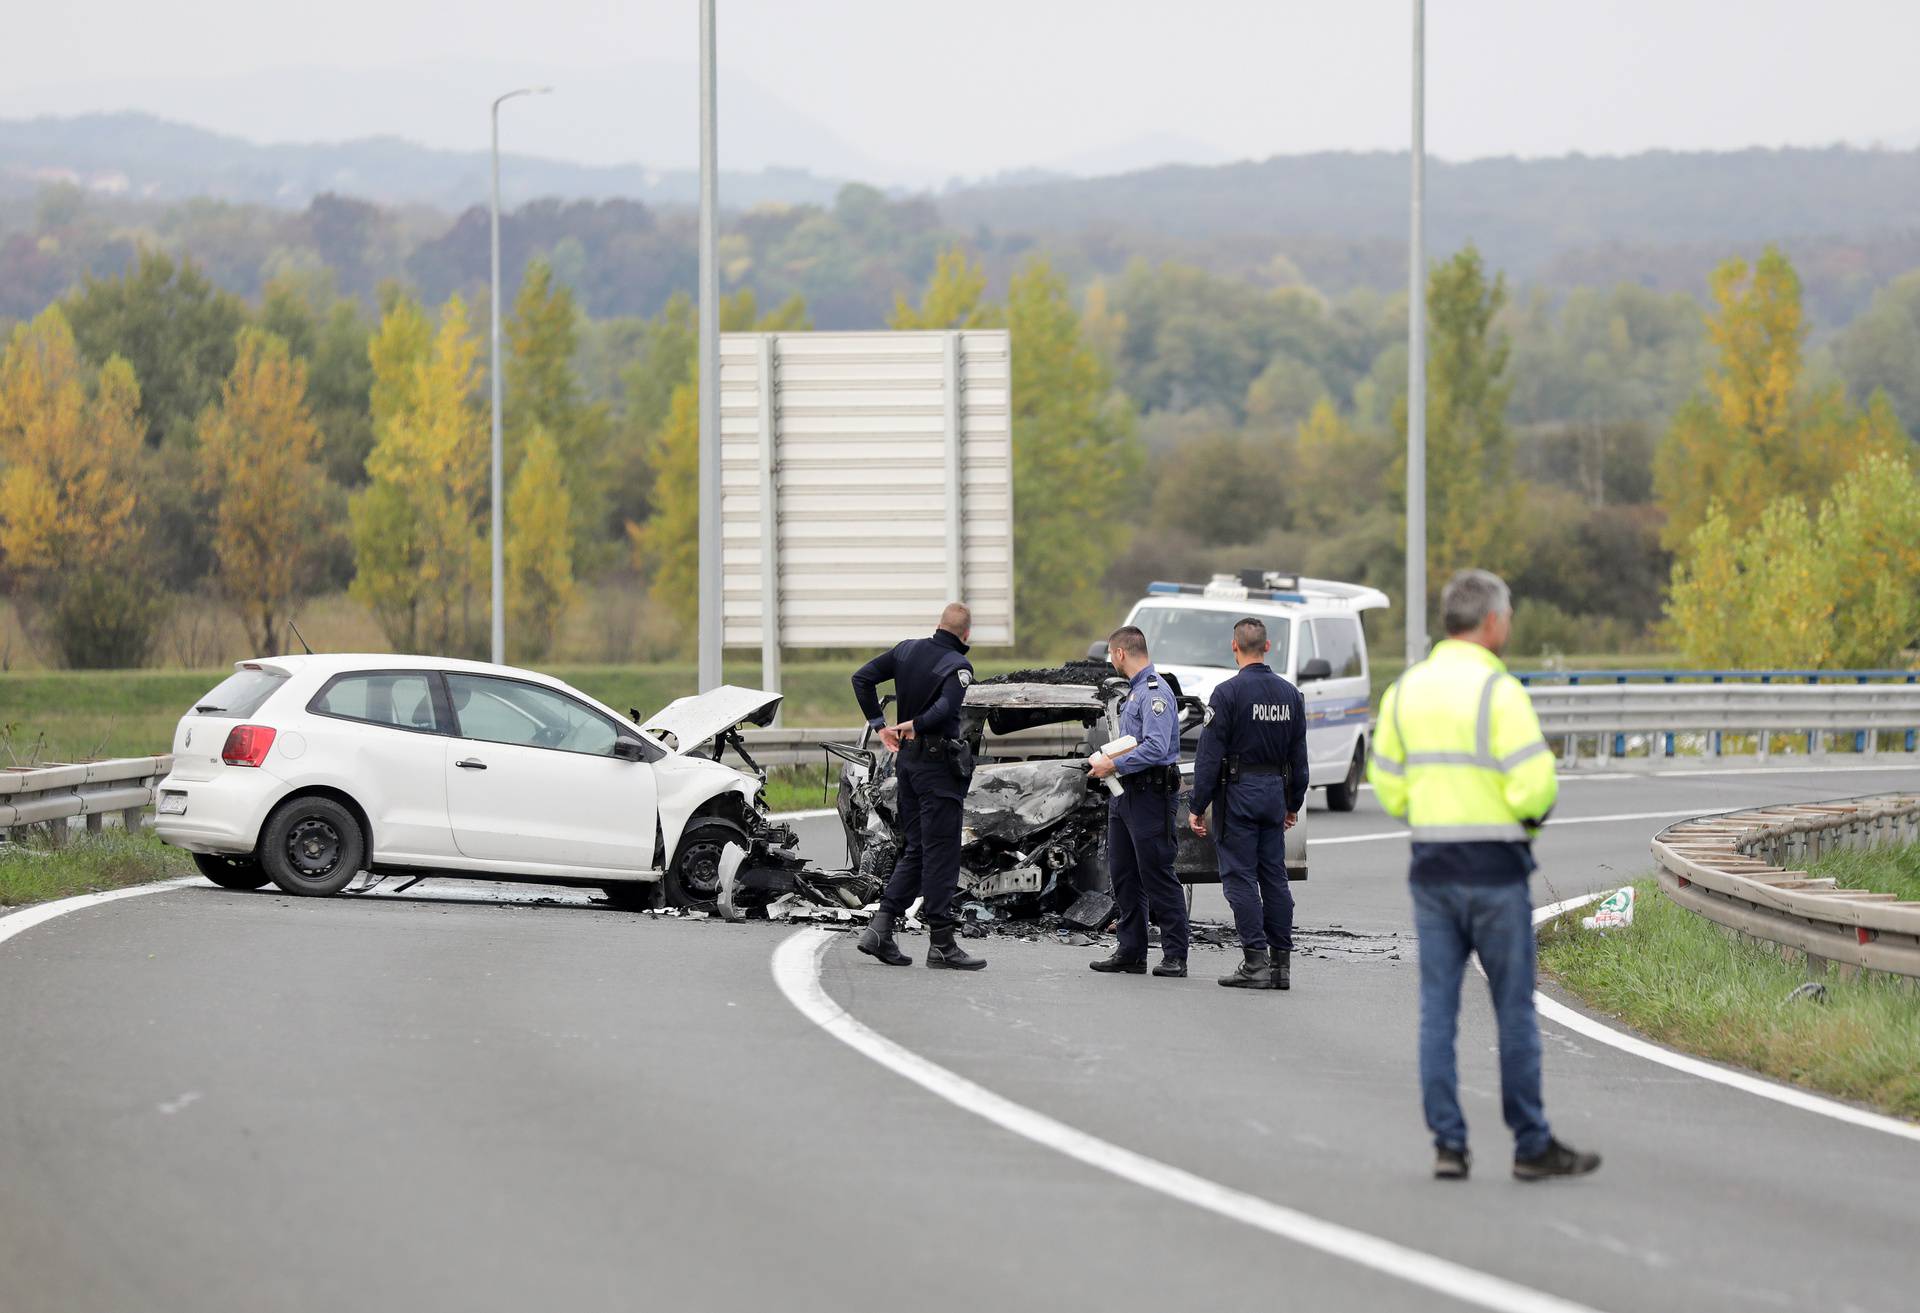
[260,797,365,896]
[666,821,749,912]
[1326,743,1364,813]
[192,852,271,890]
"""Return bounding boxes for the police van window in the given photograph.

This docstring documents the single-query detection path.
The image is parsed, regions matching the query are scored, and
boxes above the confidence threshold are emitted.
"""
[311,672,439,730]
[1131,607,1290,670]
[1292,619,1316,675]
[1311,618,1365,680]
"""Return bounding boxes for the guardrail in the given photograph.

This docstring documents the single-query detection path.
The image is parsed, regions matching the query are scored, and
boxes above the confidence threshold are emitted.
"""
[0,756,175,842]
[1650,793,1920,980]
[1520,669,1920,760]
[742,680,1920,770]
[1528,682,1920,764]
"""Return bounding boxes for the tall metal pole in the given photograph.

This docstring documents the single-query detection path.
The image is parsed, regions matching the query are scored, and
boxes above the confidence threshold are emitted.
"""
[697,0,723,693]
[489,85,550,667]
[1405,0,1429,668]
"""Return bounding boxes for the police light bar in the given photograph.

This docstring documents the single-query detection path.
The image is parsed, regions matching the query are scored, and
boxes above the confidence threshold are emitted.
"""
[1146,573,1391,611]
[1147,576,1308,604]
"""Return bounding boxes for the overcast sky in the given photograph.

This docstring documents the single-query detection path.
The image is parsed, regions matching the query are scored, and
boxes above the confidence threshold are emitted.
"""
[5,1,1915,182]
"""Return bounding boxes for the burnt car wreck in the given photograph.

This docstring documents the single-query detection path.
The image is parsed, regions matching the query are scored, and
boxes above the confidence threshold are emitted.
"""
[828,664,1283,915]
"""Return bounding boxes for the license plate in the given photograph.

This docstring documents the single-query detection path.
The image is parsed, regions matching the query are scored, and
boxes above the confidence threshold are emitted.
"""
[158,792,187,815]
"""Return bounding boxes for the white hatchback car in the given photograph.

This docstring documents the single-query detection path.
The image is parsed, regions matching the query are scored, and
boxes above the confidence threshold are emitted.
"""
[154,654,800,908]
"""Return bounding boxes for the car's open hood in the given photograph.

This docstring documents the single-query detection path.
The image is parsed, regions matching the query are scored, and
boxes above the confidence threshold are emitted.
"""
[641,685,783,755]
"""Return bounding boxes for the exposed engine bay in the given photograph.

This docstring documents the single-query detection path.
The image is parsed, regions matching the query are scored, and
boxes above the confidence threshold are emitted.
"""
[828,663,1225,912]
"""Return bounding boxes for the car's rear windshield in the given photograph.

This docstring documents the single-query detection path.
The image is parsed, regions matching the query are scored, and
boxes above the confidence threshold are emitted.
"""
[192,666,289,718]
[1131,607,1290,670]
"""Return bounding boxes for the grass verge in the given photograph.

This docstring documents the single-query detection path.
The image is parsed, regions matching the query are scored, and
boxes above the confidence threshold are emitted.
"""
[0,829,195,910]
[1538,865,1920,1121]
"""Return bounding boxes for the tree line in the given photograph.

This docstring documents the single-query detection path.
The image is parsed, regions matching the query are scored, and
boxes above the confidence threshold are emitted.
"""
[0,223,1914,670]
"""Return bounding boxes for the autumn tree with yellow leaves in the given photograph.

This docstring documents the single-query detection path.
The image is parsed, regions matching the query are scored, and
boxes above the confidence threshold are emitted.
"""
[0,305,160,666]
[1659,247,1915,666]
[1655,246,1909,550]
[350,295,488,656]
[505,426,575,662]
[197,328,329,655]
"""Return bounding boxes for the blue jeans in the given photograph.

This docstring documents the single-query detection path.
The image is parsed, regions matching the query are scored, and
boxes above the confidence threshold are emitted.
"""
[1410,879,1552,1159]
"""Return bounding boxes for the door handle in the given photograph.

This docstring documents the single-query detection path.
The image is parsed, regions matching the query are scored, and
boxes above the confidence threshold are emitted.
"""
[456,758,488,770]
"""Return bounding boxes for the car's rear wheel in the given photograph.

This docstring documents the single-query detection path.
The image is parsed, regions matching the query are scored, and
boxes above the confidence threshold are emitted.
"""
[666,821,748,912]
[192,852,271,890]
[1325,741,1364,813]
[260,797,365,896]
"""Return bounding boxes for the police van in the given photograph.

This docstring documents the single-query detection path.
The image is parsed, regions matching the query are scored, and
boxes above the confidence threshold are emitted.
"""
[1114,572,1389,812]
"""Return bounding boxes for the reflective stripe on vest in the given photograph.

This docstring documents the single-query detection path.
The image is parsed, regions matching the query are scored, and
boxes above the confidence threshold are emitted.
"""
[1388,661,1537,843]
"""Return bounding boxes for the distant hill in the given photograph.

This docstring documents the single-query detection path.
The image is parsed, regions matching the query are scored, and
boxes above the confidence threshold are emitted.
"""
[0,112,850,211]
[3,113,1917,331]
[937,146,1920,280]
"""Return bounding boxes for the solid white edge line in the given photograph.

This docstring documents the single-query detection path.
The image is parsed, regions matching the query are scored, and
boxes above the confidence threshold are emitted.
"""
[0,877,201,949]
[772,928,1604,1313]
[769,807,838,821]
[1529,895,1920,1144]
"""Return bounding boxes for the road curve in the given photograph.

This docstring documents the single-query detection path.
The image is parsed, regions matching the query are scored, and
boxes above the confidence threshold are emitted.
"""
[3,763,1917,1313]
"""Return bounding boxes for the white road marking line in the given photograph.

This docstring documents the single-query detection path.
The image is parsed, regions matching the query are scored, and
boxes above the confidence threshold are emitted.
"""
[769,807,838,821]
[1650,763,1920,778]
[0,877,199,950]
[1309,808,1710,848]
[773,929,1606,1313]
[1528,895,1920,1144]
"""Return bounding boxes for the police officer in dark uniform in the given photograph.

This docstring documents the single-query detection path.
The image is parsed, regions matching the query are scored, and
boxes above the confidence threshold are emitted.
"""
[1088,625,1190,977]
[1188,616,1309,989]
[850,603,987,971]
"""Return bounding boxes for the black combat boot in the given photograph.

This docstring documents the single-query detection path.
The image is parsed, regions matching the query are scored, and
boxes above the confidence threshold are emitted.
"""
[1218,948,1273,988]
[856,911,912,966]
[1273,950,1291,990]
[927,930,987,971]
[1151,957,1187,978]
[1089,952,1147,974]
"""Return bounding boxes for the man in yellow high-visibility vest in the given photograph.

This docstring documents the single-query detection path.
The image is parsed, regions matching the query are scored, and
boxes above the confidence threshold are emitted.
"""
[1369,570,1601,1183]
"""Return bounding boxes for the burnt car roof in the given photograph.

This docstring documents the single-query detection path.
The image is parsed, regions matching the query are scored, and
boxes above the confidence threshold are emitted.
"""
[963,682,1109,711]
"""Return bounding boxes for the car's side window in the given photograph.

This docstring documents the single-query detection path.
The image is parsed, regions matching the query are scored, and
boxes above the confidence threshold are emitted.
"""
[1293,619,1317,676]
[309,672,441,732]
[1312,618,1365,680]
[445,674,621,756]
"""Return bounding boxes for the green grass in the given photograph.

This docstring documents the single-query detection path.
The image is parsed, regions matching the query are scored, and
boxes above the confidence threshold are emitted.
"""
[1810,840,1920,902]
[1538,866,1920,1120]
[0,829,194,909]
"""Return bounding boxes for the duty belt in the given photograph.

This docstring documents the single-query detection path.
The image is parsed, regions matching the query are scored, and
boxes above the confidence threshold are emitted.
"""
[1235,763,1285,776]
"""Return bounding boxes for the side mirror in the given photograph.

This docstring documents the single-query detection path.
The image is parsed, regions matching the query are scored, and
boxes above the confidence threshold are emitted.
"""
[1298,658,1333,683]
[612,736,647,762]
[1086,640,1109,662]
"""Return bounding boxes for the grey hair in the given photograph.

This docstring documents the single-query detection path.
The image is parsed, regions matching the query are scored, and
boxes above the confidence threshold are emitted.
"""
[1441,570,1512,636]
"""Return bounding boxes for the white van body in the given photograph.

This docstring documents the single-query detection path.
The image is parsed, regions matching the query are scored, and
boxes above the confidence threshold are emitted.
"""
[1118,574,1390,809]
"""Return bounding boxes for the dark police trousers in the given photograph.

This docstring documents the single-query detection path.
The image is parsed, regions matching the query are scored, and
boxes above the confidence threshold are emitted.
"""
[1215,771,1293,953]
[1109,776,1190,961]
[878,742,967,934]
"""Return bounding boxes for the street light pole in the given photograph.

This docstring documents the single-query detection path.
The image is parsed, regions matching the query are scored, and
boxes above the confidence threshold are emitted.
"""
[697,0,723,693]
[490,85,551,667]
[1405,0,1428,668]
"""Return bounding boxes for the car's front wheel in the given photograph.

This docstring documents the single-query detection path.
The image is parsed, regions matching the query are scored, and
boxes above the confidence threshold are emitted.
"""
[259,796,365,896]
[1325,742,1364,813]
[192,852,272,890]
[666,821,748,912]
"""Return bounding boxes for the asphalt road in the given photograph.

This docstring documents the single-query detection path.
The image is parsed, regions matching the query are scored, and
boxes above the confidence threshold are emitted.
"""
[3,762,1918,1312]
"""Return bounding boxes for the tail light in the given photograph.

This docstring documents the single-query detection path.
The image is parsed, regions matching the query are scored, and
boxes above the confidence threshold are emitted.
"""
[220,725,277,767]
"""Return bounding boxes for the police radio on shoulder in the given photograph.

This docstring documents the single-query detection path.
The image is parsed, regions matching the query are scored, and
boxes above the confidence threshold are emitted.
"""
[1091,734,1139,797]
